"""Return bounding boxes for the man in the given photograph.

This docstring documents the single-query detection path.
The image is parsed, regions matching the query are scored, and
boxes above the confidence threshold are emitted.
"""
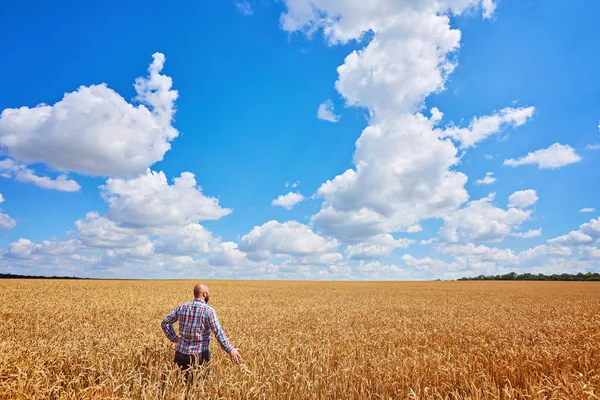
[161,283,243,377]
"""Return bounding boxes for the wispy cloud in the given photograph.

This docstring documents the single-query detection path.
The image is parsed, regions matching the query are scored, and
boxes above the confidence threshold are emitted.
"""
[235,0,253,16]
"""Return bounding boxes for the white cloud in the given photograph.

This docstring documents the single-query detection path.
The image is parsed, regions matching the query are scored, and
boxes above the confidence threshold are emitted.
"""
[548,231,593,247]
[484,154,494,160]
[4,238,80,260]
[475,172,495,185]
[586,143,600,150]
[444,106,535,149]
[238,220,339,262]
[580,217,600,239]
[285,181,299,188]
[579,246,600,260]
[317,99,340,122]
[356,261,406,279]
[311,113,468,243]
[406,224,423,233]
[101,170,231,228]
[580,208,595,213]
[279,0,521,246]
[284,252,343,266]
[544,217,600,249]
[0,193,16,231]
[346,234,414,260]
[0,158,80,192]
[208,242,248,266]
[0,53,178,177]
[401,254,459,272]
[271,191,305,210]
[508,189,538,208]
[75,212,147,249]
[481,0,496,18]
[153,224,218,255]
[504,143,582,169]
[511,229,542,238]
[518,244,571,260]
[439,193,532,243]
[235,0,253,16]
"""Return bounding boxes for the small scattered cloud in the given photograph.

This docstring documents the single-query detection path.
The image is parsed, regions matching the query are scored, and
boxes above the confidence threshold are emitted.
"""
[586,143,600,150]
[444,106,535,149]
[271,192,305,210]
[317,99,340,123]
[504,143,581,169]
[235,0,253,16]
[481,0,497,19]
[484,154,494,160]
[508,189,538,209]
[475,172,495,185]
[285,181,299,188]
[581,208,595,213]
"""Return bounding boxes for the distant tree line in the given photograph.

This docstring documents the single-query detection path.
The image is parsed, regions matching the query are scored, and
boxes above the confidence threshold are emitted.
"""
[0,273,95,280]
[458,272,600,281]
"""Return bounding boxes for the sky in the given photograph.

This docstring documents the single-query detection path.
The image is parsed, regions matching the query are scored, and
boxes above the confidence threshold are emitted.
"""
[0,0,599,280]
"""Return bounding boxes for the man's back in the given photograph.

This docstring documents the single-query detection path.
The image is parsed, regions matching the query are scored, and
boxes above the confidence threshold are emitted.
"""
[161,298,234,355]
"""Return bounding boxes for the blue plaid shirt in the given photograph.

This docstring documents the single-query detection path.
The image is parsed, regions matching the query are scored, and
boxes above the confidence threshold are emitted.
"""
[161,298,234,354]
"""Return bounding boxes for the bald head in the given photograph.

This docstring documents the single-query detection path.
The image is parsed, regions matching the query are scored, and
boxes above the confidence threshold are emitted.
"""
[193,283,209,302]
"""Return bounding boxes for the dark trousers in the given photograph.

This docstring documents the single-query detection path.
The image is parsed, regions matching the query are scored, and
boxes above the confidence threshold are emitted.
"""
[174,350,210,382]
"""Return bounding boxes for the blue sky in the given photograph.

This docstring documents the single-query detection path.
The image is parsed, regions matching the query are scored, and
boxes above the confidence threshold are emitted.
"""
[0,0,599,279]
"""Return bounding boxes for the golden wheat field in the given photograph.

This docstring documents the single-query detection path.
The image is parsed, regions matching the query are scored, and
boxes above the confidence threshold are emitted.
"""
[0,280,599,399]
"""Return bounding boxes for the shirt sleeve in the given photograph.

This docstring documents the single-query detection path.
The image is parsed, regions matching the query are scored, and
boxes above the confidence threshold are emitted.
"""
[161,307,179,343]
[207,309,234,353]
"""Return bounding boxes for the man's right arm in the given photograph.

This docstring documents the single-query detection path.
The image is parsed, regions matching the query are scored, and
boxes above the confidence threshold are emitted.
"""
[207,309,243,364]
[161,307,180,343]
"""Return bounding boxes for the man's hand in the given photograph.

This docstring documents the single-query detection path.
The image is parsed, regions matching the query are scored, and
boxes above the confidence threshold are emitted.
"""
[228,347,243,364]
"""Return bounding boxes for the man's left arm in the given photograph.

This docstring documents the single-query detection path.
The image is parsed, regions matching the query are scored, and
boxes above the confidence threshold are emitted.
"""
[161,307,180,343]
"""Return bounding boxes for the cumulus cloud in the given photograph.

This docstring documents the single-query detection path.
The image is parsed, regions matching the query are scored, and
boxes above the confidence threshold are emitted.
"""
[101,170,231,228]
[238,220,339,262]
[153,224,218,255]
[0,158,80,192]
[546,217,600,248]
[439,193,532,243]
[0,52,178,177]
[475,172,495,185]
[406,224,422,233]
[511,229,542,238]
[311,113,468,243]
[271,192,305,210]
[4,238,80,260]
[504,143,582,169]
[346,234,415,260]
[356,261,406,279]
[508,189,538,208]
[317,100,340,122]
[0,193,16,231]
[548,231,593,247]
[75,212,148,249]
[444,106,535,149]
[208,242,248,266]
[279,0,527,246]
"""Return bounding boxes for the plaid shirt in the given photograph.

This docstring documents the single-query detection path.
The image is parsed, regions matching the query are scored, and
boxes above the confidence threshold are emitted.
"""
[161,298,234,354]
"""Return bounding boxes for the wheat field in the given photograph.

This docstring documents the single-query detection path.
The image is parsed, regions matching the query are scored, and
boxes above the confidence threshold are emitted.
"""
[0,280,598,399]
